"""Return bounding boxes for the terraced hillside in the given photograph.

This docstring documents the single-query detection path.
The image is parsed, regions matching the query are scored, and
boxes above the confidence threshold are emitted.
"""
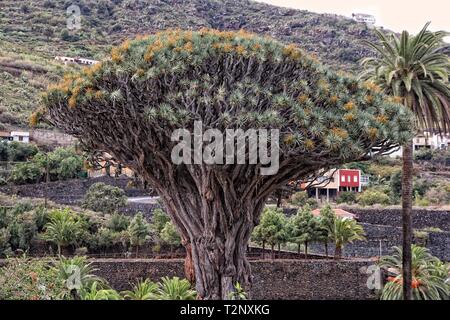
[0,0,385,128]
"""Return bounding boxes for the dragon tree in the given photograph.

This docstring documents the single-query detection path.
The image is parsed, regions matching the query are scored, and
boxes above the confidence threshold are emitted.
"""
[41,29,413,299]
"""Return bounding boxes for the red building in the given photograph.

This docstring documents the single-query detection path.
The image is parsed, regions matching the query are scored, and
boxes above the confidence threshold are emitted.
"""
[338,169,361,192]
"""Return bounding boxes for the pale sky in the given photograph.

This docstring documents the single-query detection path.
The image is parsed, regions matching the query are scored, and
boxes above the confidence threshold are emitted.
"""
[258,0,450,41]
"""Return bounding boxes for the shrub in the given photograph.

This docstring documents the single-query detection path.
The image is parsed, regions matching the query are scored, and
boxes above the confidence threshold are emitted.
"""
[82,182,127,214]
[81,281,122,300]
[336,191,357,204]
[122,279,158,300]
[9,162,42,184]
[160,222,181,250]
[106,213,130,232]
[128,213,150,255]
[357,188,390,206]
[0,228,12,258]
[7,141,38,162]
[8,211,37,251]
[424,185,450,205]
[149,208,170,235]
[288,191,308,206]
[154,277,197,300]
[0,257,67,300]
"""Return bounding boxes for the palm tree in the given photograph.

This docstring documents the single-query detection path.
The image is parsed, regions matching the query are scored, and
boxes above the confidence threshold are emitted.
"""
[154,277,197,300]
[328,217,365,259]
[122,279,158,300]
[42,209,82,256]
[379,245,449,300]
[360,23,450,299]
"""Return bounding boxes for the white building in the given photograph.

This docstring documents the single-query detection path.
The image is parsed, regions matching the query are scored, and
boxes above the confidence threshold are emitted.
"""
[10,131,30,143]
[389,131,450,157]
[55,56,99,66]
[352,13,376,25]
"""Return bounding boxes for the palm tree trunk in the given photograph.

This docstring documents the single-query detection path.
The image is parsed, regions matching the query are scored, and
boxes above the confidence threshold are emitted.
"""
[334,244,342,259]
[402,141,413,300]
[57,244,61,257]
[325,242,328,258]
[304,241,308,259]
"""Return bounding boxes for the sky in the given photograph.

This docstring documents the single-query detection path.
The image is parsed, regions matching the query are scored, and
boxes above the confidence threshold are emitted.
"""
[257,0,450,42]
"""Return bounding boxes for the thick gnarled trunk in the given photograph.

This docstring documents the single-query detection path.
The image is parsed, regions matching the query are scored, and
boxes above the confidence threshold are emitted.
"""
[155,172,267,300]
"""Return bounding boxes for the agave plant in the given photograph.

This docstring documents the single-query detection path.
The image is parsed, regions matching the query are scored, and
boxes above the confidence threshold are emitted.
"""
[80,281,123,300]
[154,277,197,300]
[54,256,104,299]
[122,279,158,300]
[379,245,449,300]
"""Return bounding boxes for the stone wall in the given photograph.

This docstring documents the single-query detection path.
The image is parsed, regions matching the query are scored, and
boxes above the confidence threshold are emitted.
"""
[344,207,450,231]
[0,176,153,205]
[29,129,76,146]
[90,258,377,300]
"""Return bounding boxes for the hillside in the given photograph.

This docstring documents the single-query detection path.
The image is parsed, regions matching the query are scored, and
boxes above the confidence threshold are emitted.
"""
[0,0,384,128]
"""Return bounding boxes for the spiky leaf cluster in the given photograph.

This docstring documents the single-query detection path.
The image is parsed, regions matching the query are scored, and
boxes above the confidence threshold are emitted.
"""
[42,29,413,179]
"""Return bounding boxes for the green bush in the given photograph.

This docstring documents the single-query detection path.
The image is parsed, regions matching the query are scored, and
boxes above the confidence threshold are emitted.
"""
[160,222,181,249]
[106,213,130,232]
[149,208,170,235]
[288,191,308,206]
[82,182,127,214]
[9,162,42,184]
[0,228,12,258]
[0,257,68,300]
[7,141,38,162]
[336,191,357,204]
[128,213,150,255]
[357,188,390,206]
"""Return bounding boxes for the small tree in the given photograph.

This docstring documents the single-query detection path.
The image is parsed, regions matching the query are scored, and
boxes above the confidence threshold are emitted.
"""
[106,212,130,232]
[128,213,150,256]
[288,204,318,258]
[328,217,365,259]
[149,208,170,236]
[42,209,83,255]
[82,182,127,214]
[254,207,287,259]
[160,221,181,252]
[318,204,335,257]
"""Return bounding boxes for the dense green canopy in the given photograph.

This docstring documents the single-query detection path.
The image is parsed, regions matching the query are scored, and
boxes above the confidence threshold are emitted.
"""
[42,29,412,168]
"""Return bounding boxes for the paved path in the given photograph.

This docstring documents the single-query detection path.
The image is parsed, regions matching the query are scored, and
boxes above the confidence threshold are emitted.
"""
[127,196,160,204]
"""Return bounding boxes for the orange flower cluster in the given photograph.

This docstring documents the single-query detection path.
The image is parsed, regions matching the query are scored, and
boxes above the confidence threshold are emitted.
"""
[376,115,388,124]
[343,101,356,111]
[368,128,378,140]
[297,94,309,104]
[331,127,349,139]
[305,139,315,150]
[344,113,356,122]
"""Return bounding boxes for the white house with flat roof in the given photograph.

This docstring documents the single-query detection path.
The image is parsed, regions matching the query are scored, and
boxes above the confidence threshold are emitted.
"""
[10,131,30,143]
